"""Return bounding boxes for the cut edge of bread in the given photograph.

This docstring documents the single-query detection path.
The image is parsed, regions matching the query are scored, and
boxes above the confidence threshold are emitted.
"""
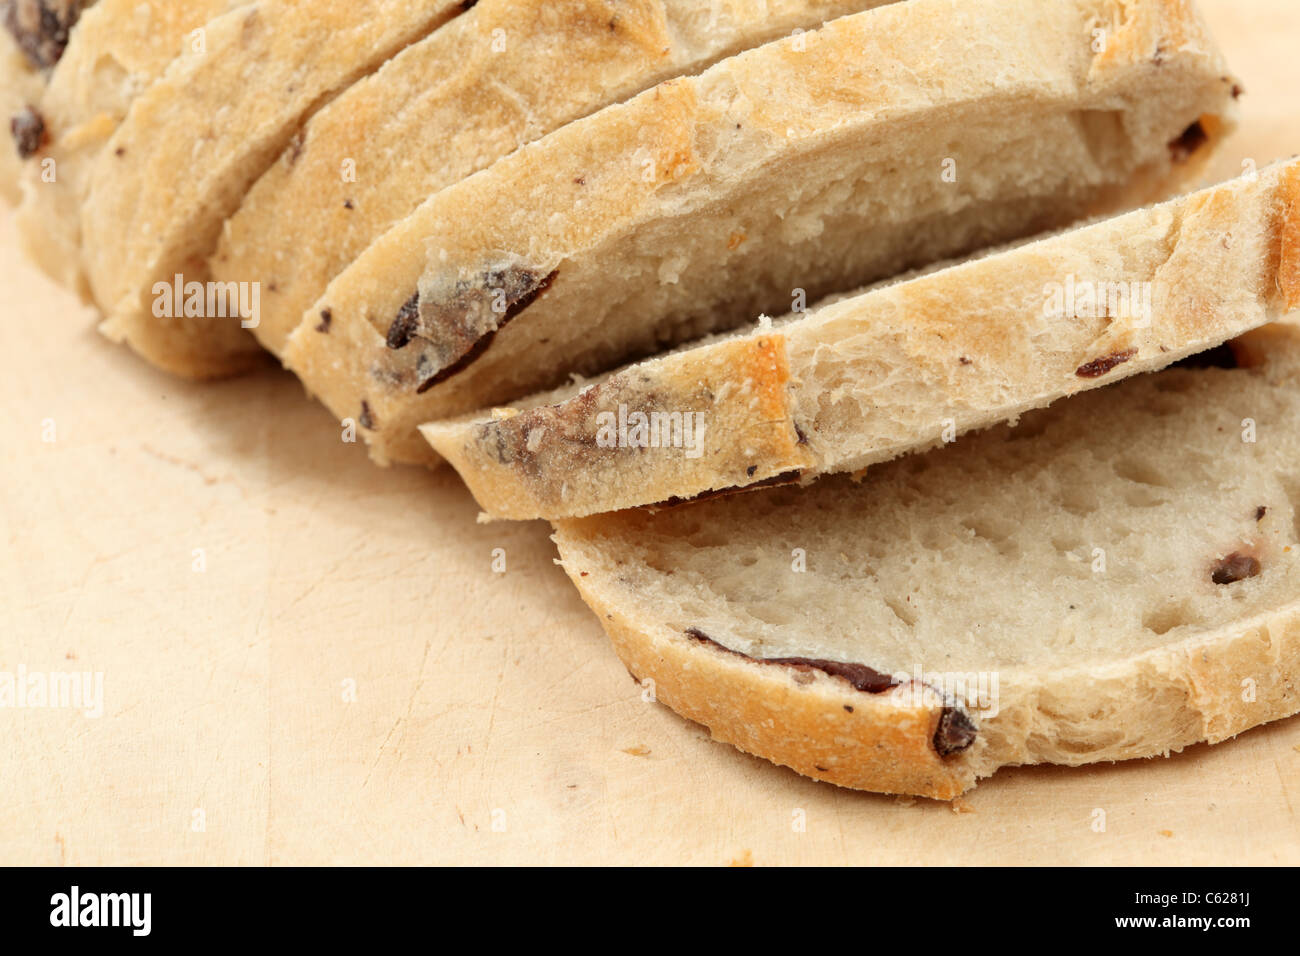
[425,157,1300,520]
[284,0,1239,467]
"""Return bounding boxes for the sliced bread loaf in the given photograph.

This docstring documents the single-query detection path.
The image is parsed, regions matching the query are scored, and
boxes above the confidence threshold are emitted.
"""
[553,322,1300,798]
[285,0,1239,467]
[77,0,467,379]
[211,0,896,359]
[12,0,238,298]
[424,159,1300,519]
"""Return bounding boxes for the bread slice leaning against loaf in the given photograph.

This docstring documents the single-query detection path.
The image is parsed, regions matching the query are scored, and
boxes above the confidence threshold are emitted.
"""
[12,0,238,299]
[285,0,1239,468]
[0,0,96,202]
[554,322,1300,798]
[210,0,897,359]
[425,159,1300,520]
[77,0,469,379]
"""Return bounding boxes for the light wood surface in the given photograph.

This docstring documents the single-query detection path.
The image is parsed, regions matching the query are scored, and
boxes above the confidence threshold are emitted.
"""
[2,0,1297,865]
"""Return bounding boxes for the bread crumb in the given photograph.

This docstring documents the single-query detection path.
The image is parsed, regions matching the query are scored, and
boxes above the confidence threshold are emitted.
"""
[728,849,754,867]
[622,745,651,757]
[949,796,975,814]
[1159,829,1174,838]
[490,407,518,421]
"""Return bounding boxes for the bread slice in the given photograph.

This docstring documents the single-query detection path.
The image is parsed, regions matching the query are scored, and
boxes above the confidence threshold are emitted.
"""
[284,0,1239,468]
[424,159,1300,520]
[77,0,467,379]
[211,0,897,360]
[0,0,96,202]
[12,0,238,298]
[554,322,1300,798]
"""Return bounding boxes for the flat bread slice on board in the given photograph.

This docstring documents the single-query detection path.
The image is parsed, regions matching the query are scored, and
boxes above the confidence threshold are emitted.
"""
[553,323,1300,798]
[12,0,239,298]
[285,0,1240,467]
[424,159,1300,520]
[210,0,898,359]
[78,0,468,379]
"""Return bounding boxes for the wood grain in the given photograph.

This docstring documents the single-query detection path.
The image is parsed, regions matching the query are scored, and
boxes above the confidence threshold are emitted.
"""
[1,0,1297,864]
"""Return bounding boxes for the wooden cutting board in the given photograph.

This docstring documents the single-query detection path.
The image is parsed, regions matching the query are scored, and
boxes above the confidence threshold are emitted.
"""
[2,0,1297,865]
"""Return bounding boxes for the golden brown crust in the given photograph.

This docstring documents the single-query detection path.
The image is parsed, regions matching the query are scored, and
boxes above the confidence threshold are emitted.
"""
[429,160,1298,521]
[1092,0,1209,71]
[285,77,705,456]
[561,555,975,799]
[286,0,1237,468]
[211,0,893,358]
[1275,159,1300,310]
[584,585,1298,797]
[426,334,812,519]
[551,325,1300,796]
[554,387,1300,797]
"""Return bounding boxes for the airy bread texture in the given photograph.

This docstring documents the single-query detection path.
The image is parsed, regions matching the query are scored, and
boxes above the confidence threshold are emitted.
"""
[211,0,895,358]
[425,160,1300,520]
[554,323,1300,798]
[12,0,238,298]
[285,0,1239,468]
[77,0,466,379]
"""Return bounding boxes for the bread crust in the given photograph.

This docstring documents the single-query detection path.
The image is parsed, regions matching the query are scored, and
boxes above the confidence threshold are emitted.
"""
[211,0,893,358]
[286,0,1237,468]
[1276,160,1300,309]
[560,551,1300,798]
[562,565,977,798]
[78,0,466,379]
[428,159,1300,520]
[552,326,1300,797]
[426,333,813,517]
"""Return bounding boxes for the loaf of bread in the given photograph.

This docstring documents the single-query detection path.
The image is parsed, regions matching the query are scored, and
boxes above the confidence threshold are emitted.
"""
[554,323,1300,797]
[425,159,1300,519]
[285,0,1238,466]
[211,0,896,359]
[8,0,1294,805]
